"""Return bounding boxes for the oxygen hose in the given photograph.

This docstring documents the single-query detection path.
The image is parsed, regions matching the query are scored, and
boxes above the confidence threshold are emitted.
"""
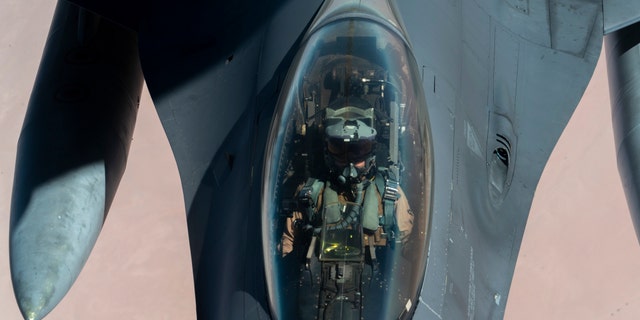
[326,182,365,230]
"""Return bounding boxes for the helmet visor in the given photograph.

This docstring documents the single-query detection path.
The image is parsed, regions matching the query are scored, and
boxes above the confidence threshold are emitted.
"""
[326,137,375,166]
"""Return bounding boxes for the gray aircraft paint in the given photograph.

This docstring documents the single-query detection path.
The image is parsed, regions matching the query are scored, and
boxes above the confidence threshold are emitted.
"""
[6,0,640,319]
[397,0,602,318]
[9,3,142,319]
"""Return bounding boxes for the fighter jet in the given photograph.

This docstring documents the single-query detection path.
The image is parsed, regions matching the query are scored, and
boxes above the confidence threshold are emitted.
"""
[7,0,640,319]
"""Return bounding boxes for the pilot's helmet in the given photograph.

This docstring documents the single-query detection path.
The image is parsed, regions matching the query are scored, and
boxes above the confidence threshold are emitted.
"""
[324,109,377,182]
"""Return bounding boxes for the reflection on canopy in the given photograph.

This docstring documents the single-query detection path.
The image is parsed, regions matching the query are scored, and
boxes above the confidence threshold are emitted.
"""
[262,10,432,320]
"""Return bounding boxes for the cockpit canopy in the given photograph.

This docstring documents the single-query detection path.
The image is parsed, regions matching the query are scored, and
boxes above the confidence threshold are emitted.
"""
[262,15,433,320]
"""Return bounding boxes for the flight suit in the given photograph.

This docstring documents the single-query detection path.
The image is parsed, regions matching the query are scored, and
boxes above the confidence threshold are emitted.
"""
[280,175,413,257]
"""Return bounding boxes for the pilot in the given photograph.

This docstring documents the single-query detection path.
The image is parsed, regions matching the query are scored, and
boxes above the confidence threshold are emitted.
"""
[280,112,413,258]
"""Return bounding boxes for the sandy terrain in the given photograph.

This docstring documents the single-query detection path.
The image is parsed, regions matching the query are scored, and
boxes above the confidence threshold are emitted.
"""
[1,1,639,319]
[505,44,640,318]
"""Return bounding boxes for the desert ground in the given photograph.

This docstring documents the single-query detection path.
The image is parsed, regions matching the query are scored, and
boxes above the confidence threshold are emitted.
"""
[1,1,639,319]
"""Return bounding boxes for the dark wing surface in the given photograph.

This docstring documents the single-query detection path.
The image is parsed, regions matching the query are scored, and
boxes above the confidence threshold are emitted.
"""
[135,0,323,318]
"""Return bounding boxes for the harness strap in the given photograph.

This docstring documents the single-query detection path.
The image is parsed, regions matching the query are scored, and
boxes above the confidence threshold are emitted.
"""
[362,182,380,231]
[374,168,399,235]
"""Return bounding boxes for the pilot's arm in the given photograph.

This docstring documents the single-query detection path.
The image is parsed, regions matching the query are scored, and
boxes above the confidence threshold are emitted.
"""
[280,181,324,257]
[280,211,304,257]
[396,187,414,243]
